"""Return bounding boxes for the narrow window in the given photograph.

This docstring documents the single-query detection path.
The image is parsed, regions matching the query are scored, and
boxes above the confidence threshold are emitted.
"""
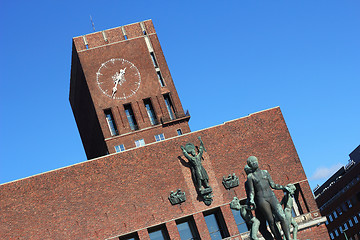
[330,232,334,240]
[353,215,358,224]
[339,226,343,233]
[124,35,128,40]
[333,211,338,219]
[148,225,170,240]
[115,144,125,152]
[349,219,353,227]
[176,217,200,240]
[163,94,175,120]
[150,52,158,68]
[346,200,353,208]
[328,214,333,222]
[334,229,339,236]
[177,129,183,136]
[325,220,329,225]
[204,210,229,240]
[155,133,165,142]
[337,207,343,215]
[124,104,138,130]
[231,208,248,234]
[104,109,118,136]
[157,71,165,87]
[144,99,158,125]
[119,232,139,240]
[343,223,348,230]
[135,139,145,147]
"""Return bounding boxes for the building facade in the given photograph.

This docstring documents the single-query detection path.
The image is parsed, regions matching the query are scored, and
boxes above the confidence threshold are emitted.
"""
[0,20,329,240]
[314,145,360,240]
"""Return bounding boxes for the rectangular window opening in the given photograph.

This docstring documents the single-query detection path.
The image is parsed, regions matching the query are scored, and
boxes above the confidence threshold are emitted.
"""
[177,129,183,136]
[119,232,139,240]
[104,109,118,136]
[124,104,139,131]
[115,144,125,153]
[203,209,230,240]
[150,52,158,68]
[176,217,200,240]
[231,199,249,234]
[155,133,165,142]
[135,139,145,147]
[144,98,158,125]
[148,224,170,240]
[124,35,128,40]
[157,71,165,87]
[85,44,89,49]
[163,94,175,120]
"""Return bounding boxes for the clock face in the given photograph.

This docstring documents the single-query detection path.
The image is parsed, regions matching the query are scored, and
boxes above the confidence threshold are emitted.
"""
[96,58,141,100]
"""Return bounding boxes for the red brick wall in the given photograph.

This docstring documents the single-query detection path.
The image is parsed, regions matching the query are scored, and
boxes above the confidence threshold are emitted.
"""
[0,107,326,239]
[70,20,191,158]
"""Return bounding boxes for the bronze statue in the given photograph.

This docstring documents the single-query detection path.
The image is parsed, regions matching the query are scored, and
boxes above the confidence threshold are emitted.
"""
[181,137,212,205]
[246,156,292,240]
[230,197,260,240]
[281,184,298,240]
[181,137,210,191]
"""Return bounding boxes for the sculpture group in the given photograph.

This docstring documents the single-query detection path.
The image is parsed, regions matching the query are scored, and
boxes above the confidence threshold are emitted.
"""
[179,137,298,239]
[231,156,298,240]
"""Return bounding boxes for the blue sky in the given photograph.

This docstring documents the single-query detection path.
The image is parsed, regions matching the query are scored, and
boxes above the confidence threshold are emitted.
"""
[0,1,359,190]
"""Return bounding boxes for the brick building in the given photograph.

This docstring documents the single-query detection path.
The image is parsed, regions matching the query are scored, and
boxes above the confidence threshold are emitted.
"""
[314,145,360,240]
[0,20,329,239]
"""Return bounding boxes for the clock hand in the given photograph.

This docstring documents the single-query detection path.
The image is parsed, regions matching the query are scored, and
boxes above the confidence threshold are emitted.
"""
[111,67,127,98]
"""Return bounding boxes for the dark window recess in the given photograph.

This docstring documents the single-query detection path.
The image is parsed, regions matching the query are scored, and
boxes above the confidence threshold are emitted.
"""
[150,52,158,68]
[104,109,118,136]
[144,98,158,125]
[176,217,200,240]
[177,129,183,136]
[148,225,170,240]
[124,104,139,130]
[163,94,175,120]
[118,232,139,240]
[231,203,248,234]
[204,210,230,240]
[157,71,165,87]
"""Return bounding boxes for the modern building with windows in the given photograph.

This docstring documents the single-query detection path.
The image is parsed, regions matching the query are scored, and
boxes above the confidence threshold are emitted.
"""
[314,145,360,240]
[0,20,329,239]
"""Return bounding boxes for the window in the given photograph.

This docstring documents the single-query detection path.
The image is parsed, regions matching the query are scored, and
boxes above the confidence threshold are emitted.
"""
[204,210,229,240]
[176,217,200,240]
[144,99,158,125]
[333,211,338,219]
[337,207,343,215]
[330,232,334,239]
[354,215,358,224]
[334,229,339,236]
[150,52,158,68]
[344,223,348,230]
[155,133,165,142]
[325,220,329,225]
[231,208,248,234]
[157,71,165,87]
[346,200,353,208]
[104,109,118,136]
[339,226,343,233]
[163,94,175,120]
[124,104,138,130]
[329,214,333,222]
[349,219,353,227]
[135,139,145,147]
[119,232,139,240]
[177,129,183,136]
[148,225,170,240]
[115,144,125,152]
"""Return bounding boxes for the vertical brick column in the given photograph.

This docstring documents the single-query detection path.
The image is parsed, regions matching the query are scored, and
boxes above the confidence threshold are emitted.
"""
[138,229,150,240]
[165,220,181,240]
[193,212,212,239]
[221,204,240,237]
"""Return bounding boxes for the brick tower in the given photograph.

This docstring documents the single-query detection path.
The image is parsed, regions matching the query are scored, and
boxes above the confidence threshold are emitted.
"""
[70,20,191,159]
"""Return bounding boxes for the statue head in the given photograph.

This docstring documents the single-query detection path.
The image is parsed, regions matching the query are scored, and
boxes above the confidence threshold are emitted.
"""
[184,143,196,156]
[244,164,252,175]
[247,156,259,171]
